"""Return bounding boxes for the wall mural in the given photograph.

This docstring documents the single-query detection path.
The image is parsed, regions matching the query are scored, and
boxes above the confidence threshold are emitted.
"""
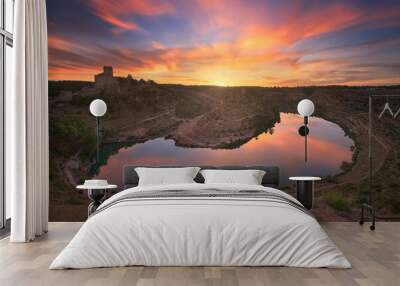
[47,0,400,221]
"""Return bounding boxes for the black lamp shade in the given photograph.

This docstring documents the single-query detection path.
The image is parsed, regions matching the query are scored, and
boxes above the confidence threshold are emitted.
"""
[298,125,310,137]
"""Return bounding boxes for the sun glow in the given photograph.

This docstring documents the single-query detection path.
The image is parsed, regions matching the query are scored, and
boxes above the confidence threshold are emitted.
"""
[213,79,230,87]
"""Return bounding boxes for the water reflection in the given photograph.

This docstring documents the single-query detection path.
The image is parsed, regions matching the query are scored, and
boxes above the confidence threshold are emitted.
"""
[96,113,354,186]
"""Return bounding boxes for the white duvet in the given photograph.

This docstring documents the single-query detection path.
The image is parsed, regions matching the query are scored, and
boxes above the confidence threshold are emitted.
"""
[50,183,351,269]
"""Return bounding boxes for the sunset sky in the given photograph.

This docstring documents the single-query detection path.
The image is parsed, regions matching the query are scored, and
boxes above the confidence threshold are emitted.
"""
[47,0,400,86]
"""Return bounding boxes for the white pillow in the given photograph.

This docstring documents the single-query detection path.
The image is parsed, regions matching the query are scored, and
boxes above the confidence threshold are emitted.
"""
[200,169,266,185]
[135,167,200,186]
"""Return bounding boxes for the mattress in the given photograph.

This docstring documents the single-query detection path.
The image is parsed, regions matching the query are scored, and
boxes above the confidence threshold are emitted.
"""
[50,183,351,269]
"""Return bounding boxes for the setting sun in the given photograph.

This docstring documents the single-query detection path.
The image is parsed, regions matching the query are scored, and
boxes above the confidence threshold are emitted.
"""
[213,79,229,87]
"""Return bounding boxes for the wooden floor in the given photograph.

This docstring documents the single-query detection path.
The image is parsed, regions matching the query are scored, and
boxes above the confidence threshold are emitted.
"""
[0,222,399,286]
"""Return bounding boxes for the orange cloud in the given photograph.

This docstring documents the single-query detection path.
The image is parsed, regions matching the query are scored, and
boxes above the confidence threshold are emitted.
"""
[133,0,174,15]
[287,4,361,39]
[151,41,165,50]
[87,0,174,32]
[49,66,101,81]
[103,15,140,31]
[236,5,361,52]
[48,36,77,51]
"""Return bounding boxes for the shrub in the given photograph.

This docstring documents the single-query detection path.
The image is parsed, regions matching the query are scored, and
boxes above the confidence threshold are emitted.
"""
[340,161,353,173]
[50,116,96,161]
[324,190,352,212]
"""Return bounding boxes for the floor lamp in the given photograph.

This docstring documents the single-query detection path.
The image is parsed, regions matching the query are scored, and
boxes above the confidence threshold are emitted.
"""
[359,94,400,230]
[89,99,107,163]
[297,99,315,162]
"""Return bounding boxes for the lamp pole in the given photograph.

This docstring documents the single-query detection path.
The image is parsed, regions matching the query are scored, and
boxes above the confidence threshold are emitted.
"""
[96,116,100,163]
[89,99,107,164]
[297,99,314,163]
[304,116,308,162]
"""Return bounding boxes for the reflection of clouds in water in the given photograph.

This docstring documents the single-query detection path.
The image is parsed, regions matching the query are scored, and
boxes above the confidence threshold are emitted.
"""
[96,113,354,186]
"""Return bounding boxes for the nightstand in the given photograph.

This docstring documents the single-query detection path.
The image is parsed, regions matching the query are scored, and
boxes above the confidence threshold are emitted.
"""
[289,177,321,210]
[76,183,117,216]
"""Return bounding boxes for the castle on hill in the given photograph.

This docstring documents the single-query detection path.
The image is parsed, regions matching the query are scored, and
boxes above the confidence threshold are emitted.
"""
[94,66,118,88]
[94,66,155,89]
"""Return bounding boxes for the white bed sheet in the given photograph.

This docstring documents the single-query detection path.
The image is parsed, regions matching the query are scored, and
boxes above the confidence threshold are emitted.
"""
[50,183,351,269]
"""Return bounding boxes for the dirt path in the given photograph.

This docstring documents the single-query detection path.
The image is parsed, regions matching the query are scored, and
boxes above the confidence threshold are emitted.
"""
[63,156,80,186]
[189,90,224,106]
[117,110,172,133]
[171,113,209,146]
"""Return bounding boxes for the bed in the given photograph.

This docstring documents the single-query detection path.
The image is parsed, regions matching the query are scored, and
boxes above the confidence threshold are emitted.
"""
[50,166,351,269]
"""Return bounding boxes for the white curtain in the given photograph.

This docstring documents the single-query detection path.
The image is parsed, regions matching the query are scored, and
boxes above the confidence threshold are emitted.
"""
[9,0,49,242]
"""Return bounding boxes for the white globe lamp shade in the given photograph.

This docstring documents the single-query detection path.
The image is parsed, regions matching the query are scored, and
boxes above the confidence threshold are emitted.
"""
[89,99,107,117]
[297,99,315,117]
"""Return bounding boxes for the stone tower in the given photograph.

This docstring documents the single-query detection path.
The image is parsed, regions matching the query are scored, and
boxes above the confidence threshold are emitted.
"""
[94,66,117,88]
